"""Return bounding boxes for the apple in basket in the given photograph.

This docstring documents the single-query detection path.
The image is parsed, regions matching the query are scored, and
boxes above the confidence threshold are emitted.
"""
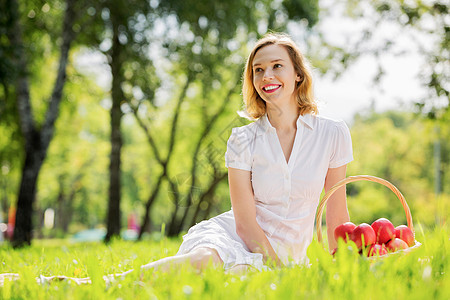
[367,243,388,257]
[386,238,409,252]
[350,223,376,249]
[394,225,415,247]
[371,218,396,244]
[334,222,357,243]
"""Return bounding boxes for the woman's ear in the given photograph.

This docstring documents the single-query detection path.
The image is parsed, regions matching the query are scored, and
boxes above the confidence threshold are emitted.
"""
[296,74,302,83]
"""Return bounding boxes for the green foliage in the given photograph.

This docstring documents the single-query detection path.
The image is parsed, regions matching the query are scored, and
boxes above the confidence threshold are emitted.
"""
[347,110,449,228]
[0,227,448,298]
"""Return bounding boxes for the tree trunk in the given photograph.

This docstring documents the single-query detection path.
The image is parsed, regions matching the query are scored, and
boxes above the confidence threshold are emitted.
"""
[62,193,74,233]
[167,177,186,237]
[62,180,78,233]
[9,0,76,247]
[137,174,164,240]
[12,149,42,246]
[1,177,9,224]
[167,196,181,237]
[104,16,124,243]
[55,177,65,232]
[104,94,122,242]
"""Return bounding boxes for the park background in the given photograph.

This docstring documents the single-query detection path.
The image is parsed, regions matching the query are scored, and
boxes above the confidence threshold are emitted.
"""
[0,0,448,248]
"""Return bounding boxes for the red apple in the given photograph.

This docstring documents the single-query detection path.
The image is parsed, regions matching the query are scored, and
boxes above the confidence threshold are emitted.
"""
[367,243,388,257]
[350,223,376,249]
[386,238,409,252]
[395,225,415,247]
[334,222,357,243]
[371,218,395,244]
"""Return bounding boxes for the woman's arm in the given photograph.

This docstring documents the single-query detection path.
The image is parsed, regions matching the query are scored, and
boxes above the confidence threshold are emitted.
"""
[228,167,281,266]
[324,165,350,252]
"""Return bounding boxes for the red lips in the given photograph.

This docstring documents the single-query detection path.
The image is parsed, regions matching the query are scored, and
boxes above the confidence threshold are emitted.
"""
[262,84,281,93]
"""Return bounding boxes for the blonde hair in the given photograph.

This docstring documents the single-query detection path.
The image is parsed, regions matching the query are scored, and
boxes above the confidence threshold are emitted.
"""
[242,33,317,119]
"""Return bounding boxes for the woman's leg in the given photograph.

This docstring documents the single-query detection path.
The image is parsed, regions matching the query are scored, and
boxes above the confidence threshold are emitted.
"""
[56,247,224,284]
[96,247,224,284]
[70,247,224,284]
[0,247,224,286]
[141,247,223,273]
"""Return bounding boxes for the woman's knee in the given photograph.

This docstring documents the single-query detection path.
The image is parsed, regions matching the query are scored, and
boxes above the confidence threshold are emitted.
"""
[190,247,223,268]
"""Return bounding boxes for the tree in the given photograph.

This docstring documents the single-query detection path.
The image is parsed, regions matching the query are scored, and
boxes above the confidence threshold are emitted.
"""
[4,0,78,247]
[98,0,157,242]
[103,1,126,242]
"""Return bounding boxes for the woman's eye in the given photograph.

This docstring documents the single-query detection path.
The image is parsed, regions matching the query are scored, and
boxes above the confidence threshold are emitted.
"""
[255,67,263,73]
[274,63,282,68]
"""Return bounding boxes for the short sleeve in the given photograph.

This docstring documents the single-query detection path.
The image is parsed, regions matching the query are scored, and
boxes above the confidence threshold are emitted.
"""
[225,126,253,171]
[329,120,353,168]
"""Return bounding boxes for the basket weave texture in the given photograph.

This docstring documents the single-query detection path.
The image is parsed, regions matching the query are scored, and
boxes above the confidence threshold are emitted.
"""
[315,175,414,244]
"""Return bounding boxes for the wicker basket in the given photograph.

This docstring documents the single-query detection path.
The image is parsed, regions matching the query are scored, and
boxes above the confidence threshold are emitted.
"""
[315,175,415,248]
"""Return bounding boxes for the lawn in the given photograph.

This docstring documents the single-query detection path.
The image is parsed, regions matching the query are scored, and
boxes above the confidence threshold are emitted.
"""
[0,226,448,299]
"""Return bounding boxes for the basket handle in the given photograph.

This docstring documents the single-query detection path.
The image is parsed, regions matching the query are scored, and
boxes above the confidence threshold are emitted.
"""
[315,175,414,245]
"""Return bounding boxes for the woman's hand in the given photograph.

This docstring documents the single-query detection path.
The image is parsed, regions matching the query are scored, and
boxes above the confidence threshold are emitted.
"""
[228,167,281,266]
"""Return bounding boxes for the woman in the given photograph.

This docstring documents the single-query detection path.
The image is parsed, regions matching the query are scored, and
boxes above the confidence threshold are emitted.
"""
[170,32,353,274]
[1,32,353,285]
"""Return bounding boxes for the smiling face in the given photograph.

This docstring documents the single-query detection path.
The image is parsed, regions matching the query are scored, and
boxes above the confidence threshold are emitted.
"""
[252,44,301,106]
[242,33,317,119]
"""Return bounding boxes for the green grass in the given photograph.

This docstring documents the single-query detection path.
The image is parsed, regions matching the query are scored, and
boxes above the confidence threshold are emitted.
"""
[0,226,448,299]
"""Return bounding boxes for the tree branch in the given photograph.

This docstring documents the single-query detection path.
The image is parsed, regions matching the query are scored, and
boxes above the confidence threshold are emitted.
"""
[129,104,165,165]
[166,71,195,164]
[40,0,78,154]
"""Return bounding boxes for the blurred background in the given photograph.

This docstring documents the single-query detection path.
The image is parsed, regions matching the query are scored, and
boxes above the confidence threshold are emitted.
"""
[0,0,448,247]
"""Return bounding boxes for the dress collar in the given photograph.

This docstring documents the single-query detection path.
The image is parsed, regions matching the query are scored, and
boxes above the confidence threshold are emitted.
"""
[257,113,314,135]
[297,113,314,130]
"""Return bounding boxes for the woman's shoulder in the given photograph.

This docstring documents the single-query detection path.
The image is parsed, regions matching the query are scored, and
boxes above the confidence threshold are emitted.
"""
[308,114,349,131]
[225,119,261,170]
[310,115,352,151]
[226,119,264,157]
[230,118,263,137]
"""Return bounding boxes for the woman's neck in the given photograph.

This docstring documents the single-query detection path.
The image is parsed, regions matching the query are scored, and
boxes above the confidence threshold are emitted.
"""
[266,102,300,132]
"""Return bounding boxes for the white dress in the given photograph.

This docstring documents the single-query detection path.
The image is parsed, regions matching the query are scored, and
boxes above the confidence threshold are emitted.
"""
[176,113,353,270]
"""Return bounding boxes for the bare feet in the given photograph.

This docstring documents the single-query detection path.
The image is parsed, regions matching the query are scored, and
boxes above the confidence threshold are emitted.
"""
[36,275,92,285]
[0,273,20,286]
[0,270,137,287]
[1,273,93,286]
